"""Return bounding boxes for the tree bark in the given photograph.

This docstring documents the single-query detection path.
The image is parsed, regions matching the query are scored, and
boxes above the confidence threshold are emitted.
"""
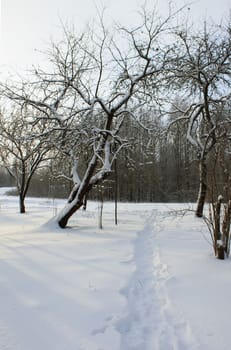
[217,243,225,260]
[58,166,111,228]
[58,199,83,228]
[222,200,231,256]
[114,157,118,225]
[19,194,26,213]
[82,194,88,211]
[196,159,207,217]
[57,115,113,228]
[214,198,222,242]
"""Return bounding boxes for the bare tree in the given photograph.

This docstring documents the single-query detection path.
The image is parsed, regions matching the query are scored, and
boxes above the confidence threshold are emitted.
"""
[206,120,231,258]
[168,20,231,216]
[1,7,179,227]
[0,107,54,213]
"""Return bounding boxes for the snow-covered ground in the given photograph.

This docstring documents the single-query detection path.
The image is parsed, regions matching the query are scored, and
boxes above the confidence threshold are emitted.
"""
[0,189,230,350]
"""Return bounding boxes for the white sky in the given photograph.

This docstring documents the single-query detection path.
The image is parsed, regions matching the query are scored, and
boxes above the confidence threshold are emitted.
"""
[0,0,230,76]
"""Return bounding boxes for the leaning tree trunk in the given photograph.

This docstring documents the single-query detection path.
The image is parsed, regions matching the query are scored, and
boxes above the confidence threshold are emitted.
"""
[58,174,95,228]
[58,198,84,228]
[196,159,207,217]
[57,166,111,228]
[57,115,113,228]
[57,146,111,228]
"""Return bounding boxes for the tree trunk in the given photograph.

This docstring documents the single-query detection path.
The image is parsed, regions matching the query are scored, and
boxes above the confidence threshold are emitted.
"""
[58,158,99,227]
[98,188,104,230]
[19,194,26,213]
[82,194,88,211]
[217,243,225,260]
[57,115,113,228]
[114,157,118,225]
[58,167,111,228]
[214,198,222,242]
[58,199,83,228]
[196,159,207,217]
[222,200,231,257]
[57,170,110,228]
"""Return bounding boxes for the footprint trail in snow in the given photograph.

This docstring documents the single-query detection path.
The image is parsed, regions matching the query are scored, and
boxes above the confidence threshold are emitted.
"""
[117,210,199,350]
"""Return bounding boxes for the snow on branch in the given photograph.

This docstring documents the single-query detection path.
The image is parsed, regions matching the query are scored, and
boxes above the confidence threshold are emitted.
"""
[89,141,112,186]
[103,141,111,171]
[71,158,82,186]
[186,104,204,149]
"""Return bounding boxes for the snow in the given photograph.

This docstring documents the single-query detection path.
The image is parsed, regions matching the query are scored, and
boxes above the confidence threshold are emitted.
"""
[0,188,230,350]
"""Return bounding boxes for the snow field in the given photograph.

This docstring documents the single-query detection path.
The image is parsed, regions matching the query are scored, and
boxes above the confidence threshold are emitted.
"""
[0,192,230,350]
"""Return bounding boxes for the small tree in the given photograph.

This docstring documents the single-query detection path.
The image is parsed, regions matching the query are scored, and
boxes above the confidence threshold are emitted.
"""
[204,197,231,259]
[169,20,231,216]
[204,125,231,259]
[0,108,54,213]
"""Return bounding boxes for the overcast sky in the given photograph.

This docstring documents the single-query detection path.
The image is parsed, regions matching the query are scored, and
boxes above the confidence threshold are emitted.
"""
[0,0,230,76]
